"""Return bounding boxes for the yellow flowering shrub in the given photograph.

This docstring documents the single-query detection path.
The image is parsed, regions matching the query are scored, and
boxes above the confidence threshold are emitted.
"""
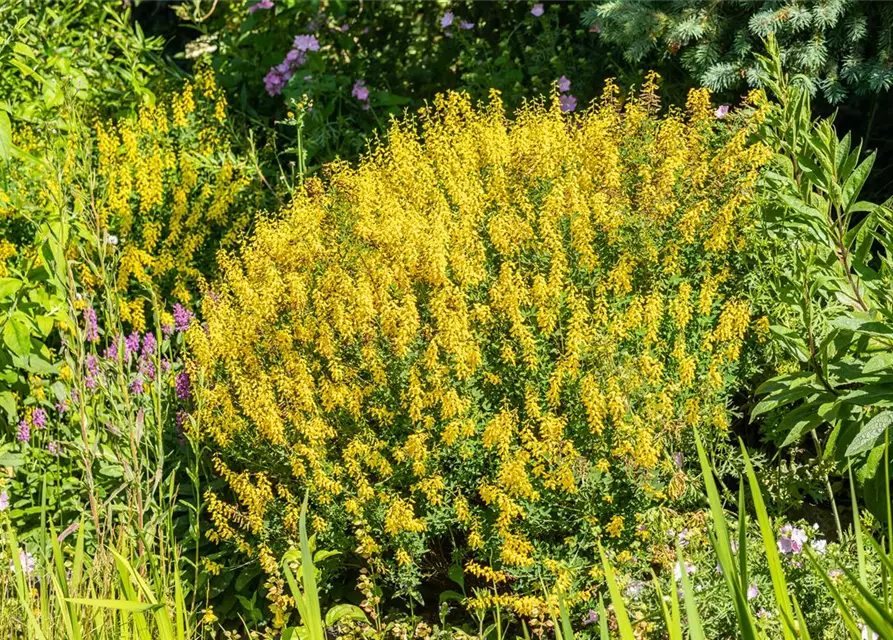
[0,67,259,331]
[191,77,771,597]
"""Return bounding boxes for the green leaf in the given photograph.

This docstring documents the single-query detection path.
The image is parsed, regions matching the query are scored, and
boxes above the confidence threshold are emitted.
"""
[842,152,876,213]
[863,352,893,374]
[67,598,160,612]
[324,604,368,627]
[0,278,22,301]
[3,314,31,356]
[846,411,893,456]
[438,589,464,604]
[0,111,12,162]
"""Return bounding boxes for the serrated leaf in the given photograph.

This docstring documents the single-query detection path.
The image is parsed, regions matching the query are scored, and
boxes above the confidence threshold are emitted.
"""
[845,411,893,456]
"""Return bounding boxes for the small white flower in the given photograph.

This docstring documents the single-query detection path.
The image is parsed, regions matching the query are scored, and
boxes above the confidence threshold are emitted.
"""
[811,539,827,554]
[106,234,119,246]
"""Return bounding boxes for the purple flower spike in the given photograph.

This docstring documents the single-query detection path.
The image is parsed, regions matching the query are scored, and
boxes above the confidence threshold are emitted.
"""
[130,377,145,395]
[47,441,61,456]
[31,408,47,429]
[83,307,99,342]
[172,304,194,332]
[16,420,29,443]
[176,371,192,400]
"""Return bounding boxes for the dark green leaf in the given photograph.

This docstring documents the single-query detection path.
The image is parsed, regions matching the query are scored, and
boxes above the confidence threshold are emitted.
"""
[846,411,893,456]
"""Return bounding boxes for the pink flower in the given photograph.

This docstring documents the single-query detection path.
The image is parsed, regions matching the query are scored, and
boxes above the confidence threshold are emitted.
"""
[715,104,729,119]
[531,3,544,17]
[352,79,370,103]
[248,0,273,13]
[559,94,577,113]
[441,11,454,28]
[557,76,571,93]
[293,35,320,52]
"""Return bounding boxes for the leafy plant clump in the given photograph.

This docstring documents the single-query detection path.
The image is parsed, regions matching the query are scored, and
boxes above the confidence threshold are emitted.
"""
[190,76,772,607]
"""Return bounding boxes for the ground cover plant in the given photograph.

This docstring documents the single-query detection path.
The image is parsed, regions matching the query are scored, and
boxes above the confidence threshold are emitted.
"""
[1,1,893,639]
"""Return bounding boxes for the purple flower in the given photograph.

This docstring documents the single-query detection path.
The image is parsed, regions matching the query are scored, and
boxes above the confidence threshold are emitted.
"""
[125,332,141,358]
[176,371,191,401]
[264,68,290,96]
[0,491,8,511]
[162,324,174,338]
[673,451,684,470]
[582,609,598,627]
[141,333,157,358]
[16,420,29,443]
[293,35,320,52]
[285,48,306,65]
[459,20,475,30]
[55,401,67,414]
[47,441,61,456]
[715,105,729,119]
[104,336,119,360]
[440,11,454,28]
[559,94,577,113]
[352,79,370,103]
[248,0,273,13]
[83,307,99,342]
[557,76,571,93]
[777,536,793,554]
[31,408,47,429]
[130,377,145,395]
[778,524,808,554]
[747,584,759,600]
[341,23,349,32]
[85,354,99,389]
[531,3,544,17]
[172,304,194,332]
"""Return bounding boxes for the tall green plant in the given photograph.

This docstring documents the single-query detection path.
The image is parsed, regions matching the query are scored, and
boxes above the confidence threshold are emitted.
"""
[751,35,893,520]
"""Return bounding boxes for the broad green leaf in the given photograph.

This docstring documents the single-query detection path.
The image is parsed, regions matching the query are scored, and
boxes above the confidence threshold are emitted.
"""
[0,277,22,300]
[863,352,893,374]
[846,411,893,456]
[3,313,32,356]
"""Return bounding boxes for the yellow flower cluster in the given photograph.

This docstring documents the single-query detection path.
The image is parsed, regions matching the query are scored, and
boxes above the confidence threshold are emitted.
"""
[0,67,257,331]
[190,80,771,592]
